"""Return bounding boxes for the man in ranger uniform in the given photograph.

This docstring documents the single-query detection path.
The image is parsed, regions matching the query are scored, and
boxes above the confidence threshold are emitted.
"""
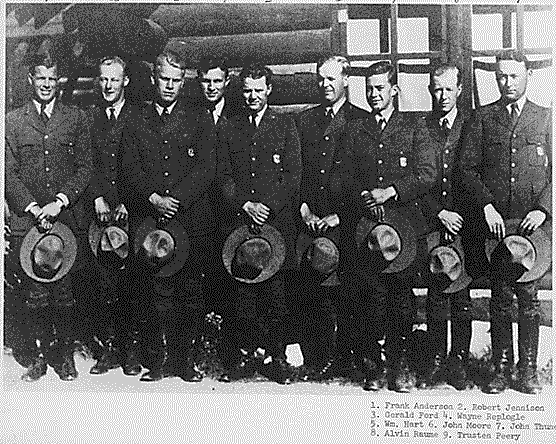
[5,52,93,381]
[460,50,552,394]
[122,51,217,382]
[296,55,369,378]
[83,56,142,377]
[218,63,302,384]
[345,61,436,392]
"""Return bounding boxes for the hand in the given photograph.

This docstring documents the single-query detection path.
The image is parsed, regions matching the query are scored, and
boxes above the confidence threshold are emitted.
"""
[38,201,62,223]
[369,205,385,222]
[150,193,180,219]
[28,204,42,220]
[443,231,454,243]
[114,203,128,223]
[364,188,396,208]
[519,210,546,236]
[317,214,340,233]
[438,209,463,235]
[484,204,505,240]
[94,197,111,222]
[39,218,53,231]
[243,201,270,225]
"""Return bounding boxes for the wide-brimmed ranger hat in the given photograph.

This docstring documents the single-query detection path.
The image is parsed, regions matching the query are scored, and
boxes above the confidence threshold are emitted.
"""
[20,221,77,283]
[134,216,189,277]
[486,219,551,283]
[426,231,472,293]
[296,230,340,286]
[222,224,286,284]
[355,207,416,274]
[89,219,130,269]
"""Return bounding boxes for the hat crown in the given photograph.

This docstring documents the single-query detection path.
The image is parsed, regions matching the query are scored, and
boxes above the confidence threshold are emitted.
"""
[430,246,462,282]
[101,226,129,258]
[32,234,65,278]
[308,238,339,274]
[504,235,536,271]
[237,237,272,269]
[368,225,401,262]
[143,229,175,262]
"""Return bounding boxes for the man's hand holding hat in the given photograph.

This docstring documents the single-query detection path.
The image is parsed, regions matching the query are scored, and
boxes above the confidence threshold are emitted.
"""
[243,201,270,225]
[437,209,463,237]
[484,203,505,240]
[94,196,111,222]
[519,210,546,236]
[113,203,128,223]
[150,192,180,219]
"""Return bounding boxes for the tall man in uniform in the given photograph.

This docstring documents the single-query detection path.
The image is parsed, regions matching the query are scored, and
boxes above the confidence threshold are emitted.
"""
[218,63,302,384]
[420,64,475,389]
[460,51,551,394]
[5,53,93,381]
[345,61,436,392]
[297,55,369,376]
[83,56,142,376]
[122,51,217,382]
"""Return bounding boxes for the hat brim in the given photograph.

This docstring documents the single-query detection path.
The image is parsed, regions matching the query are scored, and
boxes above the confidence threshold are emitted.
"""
[485,219,551,283]
[20,221,77,283]
[355,207,416,274]
[134,217,189,278]
[222,224,285,284]
[426,231,472,293]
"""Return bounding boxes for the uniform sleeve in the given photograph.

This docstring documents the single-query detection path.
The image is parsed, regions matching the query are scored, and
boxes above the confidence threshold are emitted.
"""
[5,114,38,213]
[459,112,495,209]
[536,108,552,217]
[170,112,216,211]
[58,109,94,206]
[392,118,437,202]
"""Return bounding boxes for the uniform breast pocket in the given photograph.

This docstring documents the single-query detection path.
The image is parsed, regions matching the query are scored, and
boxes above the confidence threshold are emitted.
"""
[60,138,76,155]
[526,139,548,167]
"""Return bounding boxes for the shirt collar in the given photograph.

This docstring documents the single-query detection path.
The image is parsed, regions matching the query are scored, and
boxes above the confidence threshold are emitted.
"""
[376,105,394,124]
[33,99,56,118]
[155,100,178,116]
[440,107,458,129]
[506,95,527,115]
[251,104,268,126]
[327,96,346,117]
[105,99,125,119]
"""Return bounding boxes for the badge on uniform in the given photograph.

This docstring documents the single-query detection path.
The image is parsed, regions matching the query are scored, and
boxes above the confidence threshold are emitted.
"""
[188,148,195,157]
[273,154,281,164]
[399,157,407,167]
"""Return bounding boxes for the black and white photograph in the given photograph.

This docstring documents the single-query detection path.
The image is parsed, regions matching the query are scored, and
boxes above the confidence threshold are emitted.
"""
[2,1,554,443]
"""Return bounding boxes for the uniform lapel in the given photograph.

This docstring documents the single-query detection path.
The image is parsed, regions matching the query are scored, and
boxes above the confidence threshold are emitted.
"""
[252,108,275,142]
[24,101,46,134]
[492,100,513,130]
[380,111,400,141]
[446,111,464,148]
[45,100,67,133]
[426,114,444,143]
[513,99,539,134]
[324,104,346,137]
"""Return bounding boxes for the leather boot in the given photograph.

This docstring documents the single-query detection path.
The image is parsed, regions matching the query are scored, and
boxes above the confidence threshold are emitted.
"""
[261,320,292,385]
[485,313,513,394]
[89,337,122,375]
[423,318,448,387]
[50,340,78,381]
[361,345,384,392]
[21,356,48,382]
[515,314,541,394]
[387,339,415,393]
[122,330,143,376]
[448,306,472,391]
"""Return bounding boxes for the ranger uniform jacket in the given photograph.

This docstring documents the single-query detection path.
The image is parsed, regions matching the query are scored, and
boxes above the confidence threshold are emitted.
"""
[121,99,217,237]
[344,111,437,238]
[5,100,93,236]
[460,99,552,222]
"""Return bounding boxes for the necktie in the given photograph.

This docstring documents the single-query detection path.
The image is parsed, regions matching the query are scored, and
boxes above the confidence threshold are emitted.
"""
[376,115,385,132]
[40,103,49,125]
[251,114,258,130]
[509,103,519,128]
[440,118,449,138]
[325,107,333,124]
[161,106,170,124]
[108,107,116,122]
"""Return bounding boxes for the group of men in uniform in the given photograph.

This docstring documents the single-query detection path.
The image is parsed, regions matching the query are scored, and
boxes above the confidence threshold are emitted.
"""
[4,48,551,395]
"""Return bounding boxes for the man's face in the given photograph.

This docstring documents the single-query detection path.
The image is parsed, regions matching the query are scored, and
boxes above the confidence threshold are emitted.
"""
[366,73,397,113]
[200,67,229,105]
[154,60,185,105]
[496,60,531,103]
[28,65,58,103]
[430,69,461,116]
[318,60,348,105]
[99,63,129,105]
[242,76,272,114]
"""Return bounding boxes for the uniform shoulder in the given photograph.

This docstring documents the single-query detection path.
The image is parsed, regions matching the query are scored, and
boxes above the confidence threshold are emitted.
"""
[6,104,26,122]
[348,103,371,119]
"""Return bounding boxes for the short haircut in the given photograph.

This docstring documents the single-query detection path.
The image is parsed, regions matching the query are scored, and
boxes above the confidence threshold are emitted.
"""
[430,64,462,86]
[197,57,229,78]
[317,55,351,76]
[366,61,397,85]
[496,50,531,70]
[239,62,273,86]
[99,56,129,77]
[28,52,57,75]
[154,51,186,77]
